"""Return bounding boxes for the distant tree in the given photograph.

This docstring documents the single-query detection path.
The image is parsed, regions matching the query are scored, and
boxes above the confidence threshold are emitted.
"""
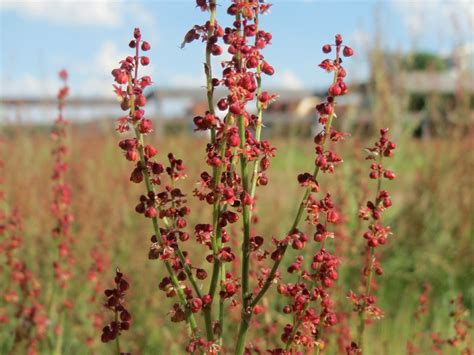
[402,52,447,72]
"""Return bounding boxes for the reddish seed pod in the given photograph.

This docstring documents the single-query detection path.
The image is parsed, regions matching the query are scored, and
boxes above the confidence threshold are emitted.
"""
[368,239,378,247]
[227,4,238,15]
[144,207,157,218]
[229,103,242,115]
[253,305,264,315]
[133,109,144,120]
[138,119,153,134]
[217,98,228,111]
[383,198,392,208]
[130,168,143,183]
[329,84,342,96]
[327,210,339,223]
[343,46,354,57]
[140,56,150,66]
[125,149,138,161]
[258,91,270,103]
[135,95,147,107]
[121,98,130,111]
[261,61,275,75]
[228,133,240,147]
[226,211,239,223]
[211,44,223,56]
[369,171,379,179]
[202,294,212,305]
[145,144,158,158]
[383,170,396,180]
[196,269,207,280]
[120,310,131,322]
[134,27,141,39]
[322,44,332,53]
[246,56,258,68]
[257,174,268,186]
[135,203,145,214]
[141,41,151,51]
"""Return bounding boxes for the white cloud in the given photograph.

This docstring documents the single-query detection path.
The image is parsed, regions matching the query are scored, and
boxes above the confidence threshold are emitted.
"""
[269,69,304,89]
[0,40,156,98]
[73,40,155,96]
[350,27,371,53]
[0,73,58,97]
[391,0,474,40]
[94,42,128,77]
[0,0,154,28]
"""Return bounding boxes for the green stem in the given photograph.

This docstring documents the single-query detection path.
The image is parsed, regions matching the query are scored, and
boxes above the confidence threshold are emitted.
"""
[201,0,226,343]
[357,246,374,350]
[234,313,251,355]
[115,308,121,355]
[239,112,251,308]
[53,311,65,355]
[205,116,229,342]
[232,9,252,311]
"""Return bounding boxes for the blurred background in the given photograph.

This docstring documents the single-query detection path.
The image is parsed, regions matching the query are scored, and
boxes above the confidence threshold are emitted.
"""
[1,0,473,354]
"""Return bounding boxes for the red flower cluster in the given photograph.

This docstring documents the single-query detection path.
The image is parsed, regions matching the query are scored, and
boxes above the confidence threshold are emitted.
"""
[233,34,351,354]
[101,268,131,343]
[0,209,47,355]
[351,128,396,351]
[50,69,74,290]
[182,1,278,348]
[430,295,473,354]
[112,28,205,343]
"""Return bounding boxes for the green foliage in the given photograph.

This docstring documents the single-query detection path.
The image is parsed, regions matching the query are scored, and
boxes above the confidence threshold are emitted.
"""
[402,52,448,72]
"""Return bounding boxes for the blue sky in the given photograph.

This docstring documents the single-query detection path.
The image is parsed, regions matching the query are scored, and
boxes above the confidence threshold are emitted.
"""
[0,0,473,99]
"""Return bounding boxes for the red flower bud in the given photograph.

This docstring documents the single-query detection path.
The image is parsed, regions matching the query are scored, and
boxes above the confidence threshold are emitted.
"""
[135,95,147,107]
[144,207,157,218]
[138,119,153,134]
[211,44,223,56]
[141,41,151,51]
[343,46,354,57]
[217,98,228,111]
[125,149,138,161]
[140,56,150,66]
[145,144,158,158]
[383,170,396,180]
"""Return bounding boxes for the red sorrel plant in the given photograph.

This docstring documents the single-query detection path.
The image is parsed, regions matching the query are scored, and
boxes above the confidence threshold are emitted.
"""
[108,2,402,353]
[430,295,473,354]
[48,69,74,353]
[112,28,204,349]
[407,282,431,354]
[1,145,46,354]
[348,128,396,353]
[86,233,110,348]
[101,268,131,354]
[0,208,48,355]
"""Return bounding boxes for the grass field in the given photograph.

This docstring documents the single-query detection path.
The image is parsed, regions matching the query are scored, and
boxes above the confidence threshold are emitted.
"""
[1,120,472,353]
